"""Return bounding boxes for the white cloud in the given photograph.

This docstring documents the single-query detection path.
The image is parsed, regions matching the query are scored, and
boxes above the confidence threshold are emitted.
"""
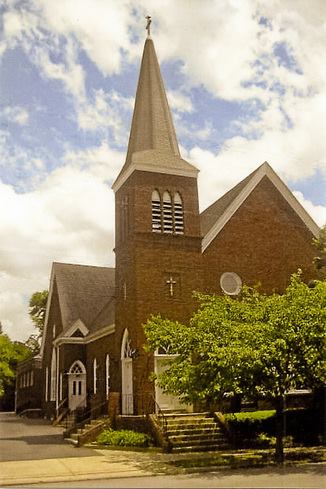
[0,141,124,341]
[167,90,193,113]
[293,191,326,228]
[2,106,29,125]
[76,89,134,144]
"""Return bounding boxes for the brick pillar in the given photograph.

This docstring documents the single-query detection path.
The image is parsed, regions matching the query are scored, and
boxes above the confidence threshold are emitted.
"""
[108,392,120,421]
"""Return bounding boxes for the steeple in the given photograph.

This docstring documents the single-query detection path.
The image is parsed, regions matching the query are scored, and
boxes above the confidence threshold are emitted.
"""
[112,34,198,192]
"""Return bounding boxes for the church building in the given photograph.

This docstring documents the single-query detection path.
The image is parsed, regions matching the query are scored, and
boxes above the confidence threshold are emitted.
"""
[15,31,319,419]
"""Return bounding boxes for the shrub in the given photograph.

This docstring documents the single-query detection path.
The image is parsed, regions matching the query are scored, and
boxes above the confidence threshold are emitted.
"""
[225,410,276,445]
[225,408,322,447]
[97,429,152,447]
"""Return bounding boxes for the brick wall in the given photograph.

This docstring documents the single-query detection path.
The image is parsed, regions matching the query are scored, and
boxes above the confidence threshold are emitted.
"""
[202,177,316,294]
[115,169,202,411]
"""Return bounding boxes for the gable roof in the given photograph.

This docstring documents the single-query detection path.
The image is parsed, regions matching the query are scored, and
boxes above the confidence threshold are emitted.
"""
[201,162,320,252]
[112,37,198,192]
[40,262,115,357]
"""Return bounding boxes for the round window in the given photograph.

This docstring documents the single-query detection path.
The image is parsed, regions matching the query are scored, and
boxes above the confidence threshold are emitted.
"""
[220,272,242,295]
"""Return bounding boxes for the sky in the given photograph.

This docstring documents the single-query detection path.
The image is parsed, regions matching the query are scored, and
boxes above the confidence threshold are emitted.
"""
[0,0,325,342]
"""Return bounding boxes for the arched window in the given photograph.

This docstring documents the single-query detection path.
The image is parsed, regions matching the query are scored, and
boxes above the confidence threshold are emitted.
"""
[162,191,173,233]
[105,354,110,399]
[174,192,184,234]
[93,358,97,394]
[151,190,162,233]
[121,329,133,359]
[50,348,56,401]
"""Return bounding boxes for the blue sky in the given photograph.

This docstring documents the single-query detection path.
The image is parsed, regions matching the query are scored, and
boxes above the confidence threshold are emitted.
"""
[0,0,325,341]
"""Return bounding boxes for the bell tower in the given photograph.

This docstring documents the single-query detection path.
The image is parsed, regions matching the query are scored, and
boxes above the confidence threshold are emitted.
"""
[112,28,202,413]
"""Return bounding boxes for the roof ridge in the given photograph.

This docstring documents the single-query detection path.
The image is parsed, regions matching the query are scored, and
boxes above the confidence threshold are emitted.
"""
[53,261,115,271]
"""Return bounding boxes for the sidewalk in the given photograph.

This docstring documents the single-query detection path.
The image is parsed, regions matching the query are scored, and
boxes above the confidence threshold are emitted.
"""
[0,450,156,486]
[1,446,326,487]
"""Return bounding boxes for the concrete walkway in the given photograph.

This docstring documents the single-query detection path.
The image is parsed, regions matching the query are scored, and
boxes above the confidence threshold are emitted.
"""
[0,451,155,486]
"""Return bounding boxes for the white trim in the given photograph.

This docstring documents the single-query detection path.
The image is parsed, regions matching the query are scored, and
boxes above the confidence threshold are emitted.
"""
[105,354,110,400]
[50,347,56,401]
[39,265,55,359]
[53,323,115,347]
[59,372,63,401]
[69,360,86,375]
[45,367,49,402]
[93,358,97,395]
[112,162,198,192]
[202,162,320,252]
[61,319,89,338]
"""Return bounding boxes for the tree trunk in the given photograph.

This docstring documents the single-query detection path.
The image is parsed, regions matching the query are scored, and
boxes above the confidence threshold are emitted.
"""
[275,396,285,464]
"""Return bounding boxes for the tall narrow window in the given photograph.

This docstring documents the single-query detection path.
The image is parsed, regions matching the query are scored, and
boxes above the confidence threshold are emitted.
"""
[45,367,49,401]
[93,358,97,395]
[50,348,56,401]
[105,354,110,399]
[151,190,161,232]
[174,192,184,234]
[163,191,173,233]
[121,195,129,241]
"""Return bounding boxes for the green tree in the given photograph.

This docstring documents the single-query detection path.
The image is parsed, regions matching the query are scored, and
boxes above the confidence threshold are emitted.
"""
[0,333,31,399]
[313,225,326,279]
[144,272,326,464]
[29,290,48,335]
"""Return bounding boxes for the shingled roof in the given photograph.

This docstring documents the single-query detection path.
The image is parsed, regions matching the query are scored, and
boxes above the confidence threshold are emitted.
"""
[52,262,115,332]
[112,37,198,192]
[200,168,258,237]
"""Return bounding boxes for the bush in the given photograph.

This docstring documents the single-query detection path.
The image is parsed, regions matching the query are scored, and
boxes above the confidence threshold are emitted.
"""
[225,408,322,447]
[225,410,276,445]
[97,429,152,447]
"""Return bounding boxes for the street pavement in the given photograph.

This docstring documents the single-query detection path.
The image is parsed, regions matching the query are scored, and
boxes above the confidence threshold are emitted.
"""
[9,465,326,488]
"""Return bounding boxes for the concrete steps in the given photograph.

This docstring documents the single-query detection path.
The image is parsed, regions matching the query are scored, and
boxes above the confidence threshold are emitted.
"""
[163,412,229,453]
[65,417,109,446]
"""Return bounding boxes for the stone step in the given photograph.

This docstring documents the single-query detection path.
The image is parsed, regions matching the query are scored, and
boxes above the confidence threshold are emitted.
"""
[172,443,230,453]
[163,412,210,418]
[165,415,212,422]
[166,421,217,430]
[169,432,226,443]
[171,435,227,446]
[166,426,224,436]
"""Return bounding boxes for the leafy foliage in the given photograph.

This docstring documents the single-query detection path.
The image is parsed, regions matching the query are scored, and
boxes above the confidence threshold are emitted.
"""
[313,225,326,279]
[0,333,31,397]
[145,273,326,403]
[97,429,152,447]
[29,290,48,334]
[144,271,326,462]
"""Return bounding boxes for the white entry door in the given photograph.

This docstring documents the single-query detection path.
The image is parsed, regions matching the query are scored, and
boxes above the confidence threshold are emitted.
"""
[121,358,133,414]
[154,355,192,412]
[68,361,86,411]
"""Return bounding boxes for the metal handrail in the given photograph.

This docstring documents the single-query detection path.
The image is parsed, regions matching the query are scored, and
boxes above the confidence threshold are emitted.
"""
[65,398,108,435]
[150,394,168,435]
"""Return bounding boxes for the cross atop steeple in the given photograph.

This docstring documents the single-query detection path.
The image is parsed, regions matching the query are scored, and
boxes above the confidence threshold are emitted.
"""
[145,15,151,38]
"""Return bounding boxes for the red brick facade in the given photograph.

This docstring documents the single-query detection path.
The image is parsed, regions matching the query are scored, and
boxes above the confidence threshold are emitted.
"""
[203,176,316,295]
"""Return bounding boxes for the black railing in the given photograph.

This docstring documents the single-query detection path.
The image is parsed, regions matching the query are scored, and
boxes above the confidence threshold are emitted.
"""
[150,394,168,435]
[64,398,108,435]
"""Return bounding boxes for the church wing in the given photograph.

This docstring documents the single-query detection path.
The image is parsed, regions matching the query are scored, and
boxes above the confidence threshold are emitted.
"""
[201,161,319,252]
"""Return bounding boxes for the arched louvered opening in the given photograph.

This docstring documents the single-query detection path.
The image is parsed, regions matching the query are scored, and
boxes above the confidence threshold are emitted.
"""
[151,190,161,233]
[174,192,184,234]
[163,191,173,233]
